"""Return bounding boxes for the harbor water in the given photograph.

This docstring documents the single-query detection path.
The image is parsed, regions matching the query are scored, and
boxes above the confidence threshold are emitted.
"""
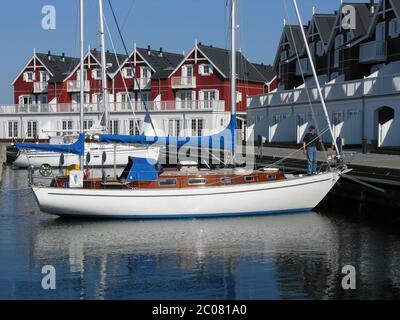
[1,167,400,300]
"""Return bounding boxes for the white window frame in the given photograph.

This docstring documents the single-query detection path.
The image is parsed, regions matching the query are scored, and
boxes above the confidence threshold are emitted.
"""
[191,118,204,136]
[27,120,38,138]
[23,71,35,82]
[92,69,102,80]
[389,18,400,38]
[129,119,142,136]
[109,120,120,135]
[62,120,74,136]
[199,64,213,76]
[168,119,182,137]
[140,66,151,79]
[8,121,19,138]
[123,67,134,79]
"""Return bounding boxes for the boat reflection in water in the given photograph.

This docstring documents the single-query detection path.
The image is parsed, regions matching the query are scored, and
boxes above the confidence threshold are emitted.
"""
[29,213,353,300]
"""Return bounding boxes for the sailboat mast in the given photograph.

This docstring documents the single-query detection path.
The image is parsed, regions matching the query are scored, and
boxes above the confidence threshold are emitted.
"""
[230,0,237,157]
[79,0,85,170]
[292,0,339,154]
[98,0,109,133]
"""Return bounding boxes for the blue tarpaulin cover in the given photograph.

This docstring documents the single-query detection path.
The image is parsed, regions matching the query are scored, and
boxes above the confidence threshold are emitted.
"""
[126,157,159,182]
[99,115,237,152]
[15,133,85,156]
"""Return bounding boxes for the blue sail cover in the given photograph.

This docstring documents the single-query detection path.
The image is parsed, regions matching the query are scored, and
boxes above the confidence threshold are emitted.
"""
[126,157,159,182]
[15,133,85,156]
[99,115,237,151]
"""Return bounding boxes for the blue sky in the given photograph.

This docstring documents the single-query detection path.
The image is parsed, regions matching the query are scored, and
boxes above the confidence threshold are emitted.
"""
[0,0,368,103]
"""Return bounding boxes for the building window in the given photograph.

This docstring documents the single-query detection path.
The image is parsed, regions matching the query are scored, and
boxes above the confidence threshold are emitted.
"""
[191,119,204,136]
[168,119,181,136]
[123,67,134,79]
[119,93,134,110]
[280,50,288,61]
[199,64,213,75]
[316,41,324,56]
[83,120,94,131]
[23,71,35,82]
[109,120,119,135]
[140,67,151,79]
[92,69,102,80]
[8,121,18,138]
[40,71,49,82]
[27,121,38,138]
[389,19,400,38]
[19,95,33,107]
[332,112,344,125]
[62,120,73,136]
[201,90,217,109]
[129,119,142,135]
[272,114,281,125]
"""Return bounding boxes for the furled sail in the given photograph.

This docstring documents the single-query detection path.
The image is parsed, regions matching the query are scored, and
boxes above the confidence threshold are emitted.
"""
[15,133,85,156]
[99,115,237,151]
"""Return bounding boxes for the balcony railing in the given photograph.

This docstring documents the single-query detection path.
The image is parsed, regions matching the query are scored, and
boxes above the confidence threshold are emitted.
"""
[33,82,48,93]
[171,76,196,89]
[359,40,387,64]
[133,78,151,90]
[67,80,90,92]
[248,73,400,109]
[0,100,225,115]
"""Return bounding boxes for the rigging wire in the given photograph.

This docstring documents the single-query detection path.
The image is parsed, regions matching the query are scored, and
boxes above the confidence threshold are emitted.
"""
[103,17,141,131]
[106,0,157,136]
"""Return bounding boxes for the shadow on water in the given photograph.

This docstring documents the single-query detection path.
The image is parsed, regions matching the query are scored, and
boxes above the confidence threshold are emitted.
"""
[1,167,400,300]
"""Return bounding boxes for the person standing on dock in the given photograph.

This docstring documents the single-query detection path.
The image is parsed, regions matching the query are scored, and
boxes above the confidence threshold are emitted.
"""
[303,126,320,175]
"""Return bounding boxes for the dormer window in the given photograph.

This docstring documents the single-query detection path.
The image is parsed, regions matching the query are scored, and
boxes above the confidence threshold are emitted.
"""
[23,71,35,82]
[199,64,213,76]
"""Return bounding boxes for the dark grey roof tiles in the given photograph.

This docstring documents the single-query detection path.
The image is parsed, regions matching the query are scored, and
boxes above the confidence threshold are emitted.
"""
[313,14,336,43]
[90,49,128,75]
[198,44,267,83]
[252,63,276,83]
[36,53,80,83]
[137,47,183,73]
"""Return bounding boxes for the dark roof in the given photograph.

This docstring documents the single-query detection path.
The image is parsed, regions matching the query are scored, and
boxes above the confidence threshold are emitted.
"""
[90,49,128,75]
[36,53,80,83]
[350,3,374,39]
[197,44,267,83]
[313,14,336,43]
[283,25,308,56]
[392,0,400,17]
[252,63,276,83]
[136,47,183,79]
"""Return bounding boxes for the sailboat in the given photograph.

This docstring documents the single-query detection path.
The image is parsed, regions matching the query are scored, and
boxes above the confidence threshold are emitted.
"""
[26,0,348,219]
[13,0,160,169]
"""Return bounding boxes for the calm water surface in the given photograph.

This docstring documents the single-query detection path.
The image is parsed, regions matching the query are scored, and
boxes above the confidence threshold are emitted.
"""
[1,167,400,300]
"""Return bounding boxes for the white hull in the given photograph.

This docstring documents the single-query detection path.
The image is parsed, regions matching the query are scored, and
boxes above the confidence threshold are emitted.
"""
[33,171,341,219]
[14,144,160,168]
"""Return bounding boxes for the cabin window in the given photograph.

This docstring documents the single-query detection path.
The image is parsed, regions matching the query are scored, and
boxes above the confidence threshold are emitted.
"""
[220,177,232,184]
[188,178,207,185]
[245,176,254,182]
[159,179,177,186]
[268,175,277,180]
